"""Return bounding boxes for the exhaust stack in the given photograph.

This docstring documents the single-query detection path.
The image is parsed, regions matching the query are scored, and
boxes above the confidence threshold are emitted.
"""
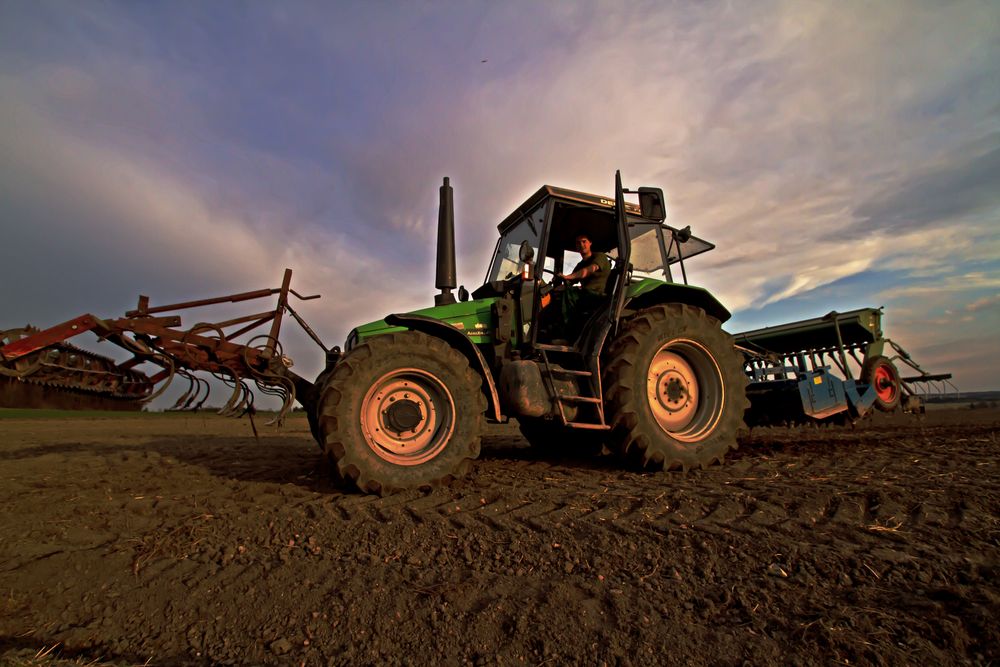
[434,176,457,306]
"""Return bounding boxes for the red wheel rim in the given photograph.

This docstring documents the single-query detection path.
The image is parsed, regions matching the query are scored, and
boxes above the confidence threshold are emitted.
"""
[646,338,725,442]
[873,364,898,403]
[360,368,455,466]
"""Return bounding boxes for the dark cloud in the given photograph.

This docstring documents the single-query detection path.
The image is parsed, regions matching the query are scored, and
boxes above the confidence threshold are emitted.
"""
[851,142,1000,233]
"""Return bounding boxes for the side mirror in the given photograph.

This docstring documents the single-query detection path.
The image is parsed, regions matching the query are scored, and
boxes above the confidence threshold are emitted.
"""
[637,187,666,222]
[518,240,535,263]
[458,285,470,302]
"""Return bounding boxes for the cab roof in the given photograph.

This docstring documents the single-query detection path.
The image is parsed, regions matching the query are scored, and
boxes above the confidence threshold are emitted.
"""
[497,184,715,263]
[497,185,642,234]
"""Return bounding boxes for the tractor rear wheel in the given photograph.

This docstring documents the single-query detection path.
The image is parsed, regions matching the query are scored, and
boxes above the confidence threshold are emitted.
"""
[317,331,485,495]
[861,355,901,412]
[603,303,748,471]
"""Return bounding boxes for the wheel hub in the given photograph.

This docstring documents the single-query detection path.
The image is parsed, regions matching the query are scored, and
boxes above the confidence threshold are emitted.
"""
[649,352,700,430]
[384,398,422,433]
[645,339,724,443]
[874,365,898,402]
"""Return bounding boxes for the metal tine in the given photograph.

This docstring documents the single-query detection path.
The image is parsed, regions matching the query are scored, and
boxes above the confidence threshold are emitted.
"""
[219,381,246,418]
[189,376,211,410]
[227,382,251,418]
[233,380,255,418]
[179,373,201,409]
[266,392,290,426]
[237,383,257,417]
[217,369,244,416]
[265,378,296,426]
[168,371,196,410]
[140,352,176,404]
[180,373,206,410]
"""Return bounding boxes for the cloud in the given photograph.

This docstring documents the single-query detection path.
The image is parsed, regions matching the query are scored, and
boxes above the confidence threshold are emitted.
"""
[966,294,1000,312]
[853,145,1000,233]
[1,0,999,393]
[0,87,426,382]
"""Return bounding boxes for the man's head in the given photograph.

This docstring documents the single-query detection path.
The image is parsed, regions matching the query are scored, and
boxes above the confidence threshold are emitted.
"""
[574,234,592,258]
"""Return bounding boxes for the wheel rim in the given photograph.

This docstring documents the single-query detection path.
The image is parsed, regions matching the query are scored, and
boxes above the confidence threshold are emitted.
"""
[646,339,725,442]
[360,368,455,465]
[873,364,898,404]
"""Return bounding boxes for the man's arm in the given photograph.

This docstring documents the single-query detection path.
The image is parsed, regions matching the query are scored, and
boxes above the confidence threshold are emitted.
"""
[558,261,602,283]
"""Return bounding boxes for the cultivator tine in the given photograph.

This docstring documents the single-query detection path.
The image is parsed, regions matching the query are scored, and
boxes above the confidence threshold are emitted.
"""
[216,371,245,417]
[189,376,211,410]
[270,386,295,426]
[253,376,295,426]
[224,381,252,417]
[139,354,176,405]
[168,371,197,410]
[237,385,256,417]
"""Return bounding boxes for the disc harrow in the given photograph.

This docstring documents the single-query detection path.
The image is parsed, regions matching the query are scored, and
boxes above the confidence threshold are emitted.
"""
[0,269,328,423]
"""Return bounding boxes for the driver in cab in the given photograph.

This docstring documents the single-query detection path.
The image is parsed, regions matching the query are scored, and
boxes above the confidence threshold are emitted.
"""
[556,234,611,339]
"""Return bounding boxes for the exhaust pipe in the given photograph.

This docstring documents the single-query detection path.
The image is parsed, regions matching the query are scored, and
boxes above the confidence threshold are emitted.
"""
[435,177,457,306]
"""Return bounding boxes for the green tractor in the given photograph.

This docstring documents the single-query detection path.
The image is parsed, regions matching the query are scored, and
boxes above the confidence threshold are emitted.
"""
[309,171,748,495]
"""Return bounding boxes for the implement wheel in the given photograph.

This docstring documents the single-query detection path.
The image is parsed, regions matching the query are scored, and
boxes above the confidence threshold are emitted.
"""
[861,355,901,412]
[603,304,748,471]
[318,331,485,495]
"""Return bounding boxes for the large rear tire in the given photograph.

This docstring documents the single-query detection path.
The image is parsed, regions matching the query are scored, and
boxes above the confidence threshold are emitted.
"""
[317,331,485,495]
[861,355,901,412]
[603,304,748,470]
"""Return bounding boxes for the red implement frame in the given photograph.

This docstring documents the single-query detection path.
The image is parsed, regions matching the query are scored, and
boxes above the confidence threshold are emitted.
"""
[0,269,326,423]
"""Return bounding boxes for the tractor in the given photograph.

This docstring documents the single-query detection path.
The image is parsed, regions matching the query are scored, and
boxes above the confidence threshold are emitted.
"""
[2,171,953,494]
[309,171,749,495]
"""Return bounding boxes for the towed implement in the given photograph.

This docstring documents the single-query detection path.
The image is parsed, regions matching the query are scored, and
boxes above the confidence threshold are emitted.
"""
[0,271,327,422]
[735,308,954,426]
[2,171,950,495]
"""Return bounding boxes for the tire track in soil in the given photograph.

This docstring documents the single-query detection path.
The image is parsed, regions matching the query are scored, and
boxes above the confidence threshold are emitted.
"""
[0,410,997,666]
[296,419,989,553]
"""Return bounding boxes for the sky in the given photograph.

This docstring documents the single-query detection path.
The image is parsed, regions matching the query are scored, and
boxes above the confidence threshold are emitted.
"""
[1,0,998,404]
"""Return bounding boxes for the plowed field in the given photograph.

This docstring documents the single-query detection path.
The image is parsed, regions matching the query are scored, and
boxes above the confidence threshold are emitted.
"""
[1,407,997,666]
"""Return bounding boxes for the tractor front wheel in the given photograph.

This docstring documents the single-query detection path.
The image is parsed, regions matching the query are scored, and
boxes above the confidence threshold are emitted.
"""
[603,304,748,471]
[306,366,336,450]
[317,331,485,495]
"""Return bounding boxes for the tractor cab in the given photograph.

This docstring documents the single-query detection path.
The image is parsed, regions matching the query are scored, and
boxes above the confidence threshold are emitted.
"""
[476,178,716,352]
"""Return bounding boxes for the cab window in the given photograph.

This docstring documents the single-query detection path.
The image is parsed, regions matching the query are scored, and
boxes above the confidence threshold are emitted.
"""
[487,204,544,282]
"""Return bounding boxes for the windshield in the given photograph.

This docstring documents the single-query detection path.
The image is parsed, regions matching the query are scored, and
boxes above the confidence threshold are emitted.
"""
[486,204,545,282]
[629,223,669,282]
[628,221,716,283]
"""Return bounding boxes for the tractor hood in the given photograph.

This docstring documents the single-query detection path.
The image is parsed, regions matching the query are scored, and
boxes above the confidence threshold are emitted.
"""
[346,297,497,350]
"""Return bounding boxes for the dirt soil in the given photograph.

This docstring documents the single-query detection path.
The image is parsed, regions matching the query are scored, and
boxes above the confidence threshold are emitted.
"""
[0,407,997,666]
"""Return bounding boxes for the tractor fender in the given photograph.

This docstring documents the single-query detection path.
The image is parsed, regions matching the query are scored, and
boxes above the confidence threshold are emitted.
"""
[384,313,503,422]
[625,284,731,324]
